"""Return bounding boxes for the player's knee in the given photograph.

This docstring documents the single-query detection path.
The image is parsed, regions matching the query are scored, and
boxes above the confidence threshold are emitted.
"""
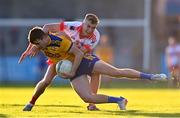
[111,69,123,76]
[81,94,95,103]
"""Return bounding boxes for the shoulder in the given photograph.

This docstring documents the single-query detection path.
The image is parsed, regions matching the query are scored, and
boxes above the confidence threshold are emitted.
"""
[94,29,100,38]
[91,29,100,42]
[64,21,82,27]
[53,32,72,42]
[177,44,180,48]
[166,46,172,51]
[64,21,82,31]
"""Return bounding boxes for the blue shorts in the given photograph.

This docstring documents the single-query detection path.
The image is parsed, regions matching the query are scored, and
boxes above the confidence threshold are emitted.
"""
[70,54,100,81]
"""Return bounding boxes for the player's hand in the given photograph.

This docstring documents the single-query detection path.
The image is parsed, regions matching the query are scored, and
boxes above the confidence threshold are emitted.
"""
[74,40,81,48]
[29,46,40,57]
[18,50,30,64]
[61,71,75,79]
[18,46,40,64]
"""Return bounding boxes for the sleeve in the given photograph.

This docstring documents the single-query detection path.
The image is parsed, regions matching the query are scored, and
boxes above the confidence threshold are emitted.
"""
[59,21,65,31]
[60,21,82,31]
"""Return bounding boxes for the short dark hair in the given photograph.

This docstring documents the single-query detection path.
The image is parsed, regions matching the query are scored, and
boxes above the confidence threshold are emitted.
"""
[84,13,99,24]
[28,27,45,44]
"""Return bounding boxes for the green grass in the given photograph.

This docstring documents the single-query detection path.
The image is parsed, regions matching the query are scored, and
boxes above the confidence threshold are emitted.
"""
[0,87,180,118]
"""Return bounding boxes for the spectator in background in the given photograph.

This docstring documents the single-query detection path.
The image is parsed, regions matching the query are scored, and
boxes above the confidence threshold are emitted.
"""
[95,34,114,86]
[165,36,180,88]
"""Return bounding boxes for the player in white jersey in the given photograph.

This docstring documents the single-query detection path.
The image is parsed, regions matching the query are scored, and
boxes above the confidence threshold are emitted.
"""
[43,14,101,110]
[166,36,180,88]
[59,21,100,52]
[19,13,101,110]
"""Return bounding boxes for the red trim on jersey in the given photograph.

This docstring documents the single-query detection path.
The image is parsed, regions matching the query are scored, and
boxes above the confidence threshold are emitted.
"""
[76,24,83,33]
[46,59,54,65]
[59,21,65,31]
[83,44,92,52]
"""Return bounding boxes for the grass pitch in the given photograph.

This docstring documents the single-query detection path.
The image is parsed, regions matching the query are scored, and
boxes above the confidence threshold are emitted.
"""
[0,87,180,118]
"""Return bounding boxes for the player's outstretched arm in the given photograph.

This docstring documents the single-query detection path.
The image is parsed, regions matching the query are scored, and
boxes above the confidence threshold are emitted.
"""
[18,43,32,64]
[18,43,40,64]
[42,23,60,33]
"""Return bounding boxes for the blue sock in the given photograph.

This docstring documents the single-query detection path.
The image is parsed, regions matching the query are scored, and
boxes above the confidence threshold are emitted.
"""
[108,96,124,103]
[140,72,153,80]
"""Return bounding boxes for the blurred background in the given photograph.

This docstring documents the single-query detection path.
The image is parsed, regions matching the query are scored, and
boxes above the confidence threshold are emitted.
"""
[0,0,179,87]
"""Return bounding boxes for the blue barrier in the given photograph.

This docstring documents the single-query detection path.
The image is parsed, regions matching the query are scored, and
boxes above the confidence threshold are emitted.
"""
[0,56,39,81]
[161,54,169,77]
[0,56,69,84]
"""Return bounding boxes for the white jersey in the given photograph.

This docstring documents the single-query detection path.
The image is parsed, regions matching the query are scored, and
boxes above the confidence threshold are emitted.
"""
[59,21,100,52]
[166,44,180,66]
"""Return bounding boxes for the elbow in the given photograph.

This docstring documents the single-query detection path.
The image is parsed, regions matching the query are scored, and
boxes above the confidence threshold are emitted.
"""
[42,25,49,33]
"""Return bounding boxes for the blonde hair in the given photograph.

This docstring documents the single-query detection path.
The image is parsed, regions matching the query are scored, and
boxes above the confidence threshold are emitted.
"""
[84,13,99,24]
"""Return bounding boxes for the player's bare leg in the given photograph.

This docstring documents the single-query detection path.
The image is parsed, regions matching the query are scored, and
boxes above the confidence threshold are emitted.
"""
[92,60,167,80]
[87,73,101,110]
[23,64,56,111]
[71,75,127,110]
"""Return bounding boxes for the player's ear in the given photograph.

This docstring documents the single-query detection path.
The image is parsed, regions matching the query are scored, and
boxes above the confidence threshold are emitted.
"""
[32,39,40,45]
